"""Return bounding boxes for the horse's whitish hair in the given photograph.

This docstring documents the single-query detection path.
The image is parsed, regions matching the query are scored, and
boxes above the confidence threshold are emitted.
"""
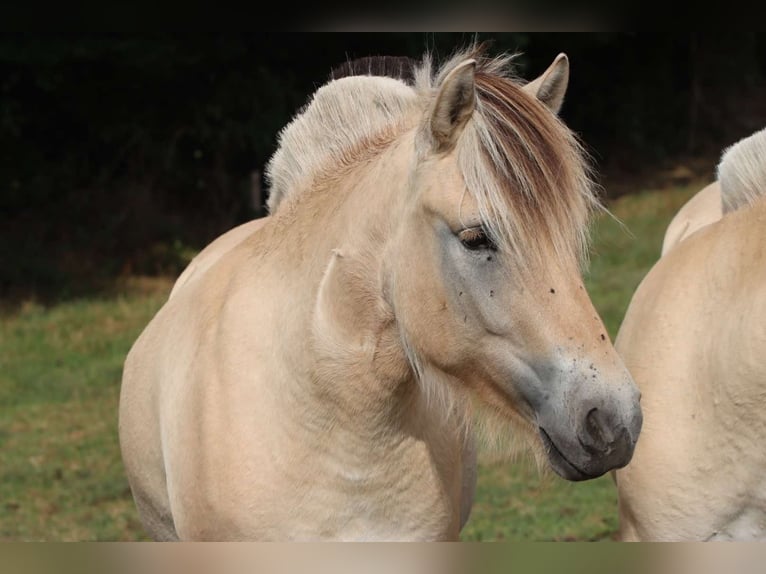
[265,75,419,213]
[268,44,598,267]
[717,127,766,213]
[328,55,417,84]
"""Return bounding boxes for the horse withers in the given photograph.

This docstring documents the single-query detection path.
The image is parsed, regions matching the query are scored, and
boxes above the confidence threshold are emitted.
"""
[615,127,766,541]
[119,46,642,541]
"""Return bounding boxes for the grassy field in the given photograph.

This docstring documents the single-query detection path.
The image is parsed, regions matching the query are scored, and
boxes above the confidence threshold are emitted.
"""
[0,180,708,541]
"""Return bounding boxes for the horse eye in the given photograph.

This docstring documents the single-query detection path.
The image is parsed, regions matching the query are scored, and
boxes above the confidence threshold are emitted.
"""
[458,227,496,251]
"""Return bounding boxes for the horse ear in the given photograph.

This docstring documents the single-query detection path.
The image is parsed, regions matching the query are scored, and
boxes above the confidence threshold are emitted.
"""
[522,53,569,114]
[429,59,476,152]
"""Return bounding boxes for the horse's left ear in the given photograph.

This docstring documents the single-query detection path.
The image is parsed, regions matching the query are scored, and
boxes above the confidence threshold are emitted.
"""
[429,59,476,152]
[522,53,569,115]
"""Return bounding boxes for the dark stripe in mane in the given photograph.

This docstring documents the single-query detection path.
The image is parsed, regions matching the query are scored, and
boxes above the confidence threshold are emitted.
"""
[329,56,417,84]
[454,45,596,268]
[477,72,569,203]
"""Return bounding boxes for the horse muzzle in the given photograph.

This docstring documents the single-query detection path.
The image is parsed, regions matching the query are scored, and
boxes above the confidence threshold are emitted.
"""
[537,390,643,481]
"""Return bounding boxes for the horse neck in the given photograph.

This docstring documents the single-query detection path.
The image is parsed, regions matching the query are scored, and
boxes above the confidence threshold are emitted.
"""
[272,130,423,431]
[262,132,467,512]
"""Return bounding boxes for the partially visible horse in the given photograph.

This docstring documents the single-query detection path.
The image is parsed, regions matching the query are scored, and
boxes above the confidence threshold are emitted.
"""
[119,45,642,541]
[615,127,766,541]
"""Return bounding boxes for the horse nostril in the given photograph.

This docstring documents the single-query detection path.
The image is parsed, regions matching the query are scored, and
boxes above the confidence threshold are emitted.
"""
[579,406,635,464]
[580,407,610,455]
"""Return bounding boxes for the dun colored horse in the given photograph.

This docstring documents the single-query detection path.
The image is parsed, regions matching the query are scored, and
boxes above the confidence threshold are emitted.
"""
[616,127,766,541]
[120,46,642,541]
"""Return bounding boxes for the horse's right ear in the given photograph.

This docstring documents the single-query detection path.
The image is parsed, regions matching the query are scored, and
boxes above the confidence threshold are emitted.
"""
[428,59,476,152]
[522,53,569,115]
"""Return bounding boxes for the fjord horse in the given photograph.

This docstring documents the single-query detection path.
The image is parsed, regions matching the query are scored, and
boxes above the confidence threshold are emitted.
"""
[120,46,641,541]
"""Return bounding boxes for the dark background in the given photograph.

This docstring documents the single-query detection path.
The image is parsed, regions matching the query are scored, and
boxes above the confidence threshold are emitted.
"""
[3,32,766,302]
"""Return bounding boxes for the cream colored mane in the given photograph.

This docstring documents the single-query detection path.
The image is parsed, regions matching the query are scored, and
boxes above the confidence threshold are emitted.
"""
[718,127,766,213]
[265,75,420,213]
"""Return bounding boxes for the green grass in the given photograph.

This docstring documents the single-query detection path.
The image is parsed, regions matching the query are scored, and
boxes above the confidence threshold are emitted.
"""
[0,182,708,541]
[0,278,169,541]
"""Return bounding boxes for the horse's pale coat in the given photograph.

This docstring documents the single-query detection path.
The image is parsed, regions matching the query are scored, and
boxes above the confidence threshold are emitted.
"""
[615,127,766,541]
[120,47,642,541]
[660,181,722,256]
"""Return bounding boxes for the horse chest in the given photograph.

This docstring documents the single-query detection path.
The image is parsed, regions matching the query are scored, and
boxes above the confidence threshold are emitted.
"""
[289,493,455,542]
[268,444,459,541]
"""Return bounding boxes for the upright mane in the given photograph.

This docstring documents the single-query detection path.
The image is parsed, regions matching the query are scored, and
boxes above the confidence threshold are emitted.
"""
[265,61,421,213]
[328,55,417,84]
[266,45,598,268]
[717,127,766,213]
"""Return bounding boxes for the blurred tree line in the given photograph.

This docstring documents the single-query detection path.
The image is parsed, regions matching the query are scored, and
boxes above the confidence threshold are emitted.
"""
[2,33,766,301]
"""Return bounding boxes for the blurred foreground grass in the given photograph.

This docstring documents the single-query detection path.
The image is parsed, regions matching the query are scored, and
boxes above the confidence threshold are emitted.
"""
[0,181,708,541]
